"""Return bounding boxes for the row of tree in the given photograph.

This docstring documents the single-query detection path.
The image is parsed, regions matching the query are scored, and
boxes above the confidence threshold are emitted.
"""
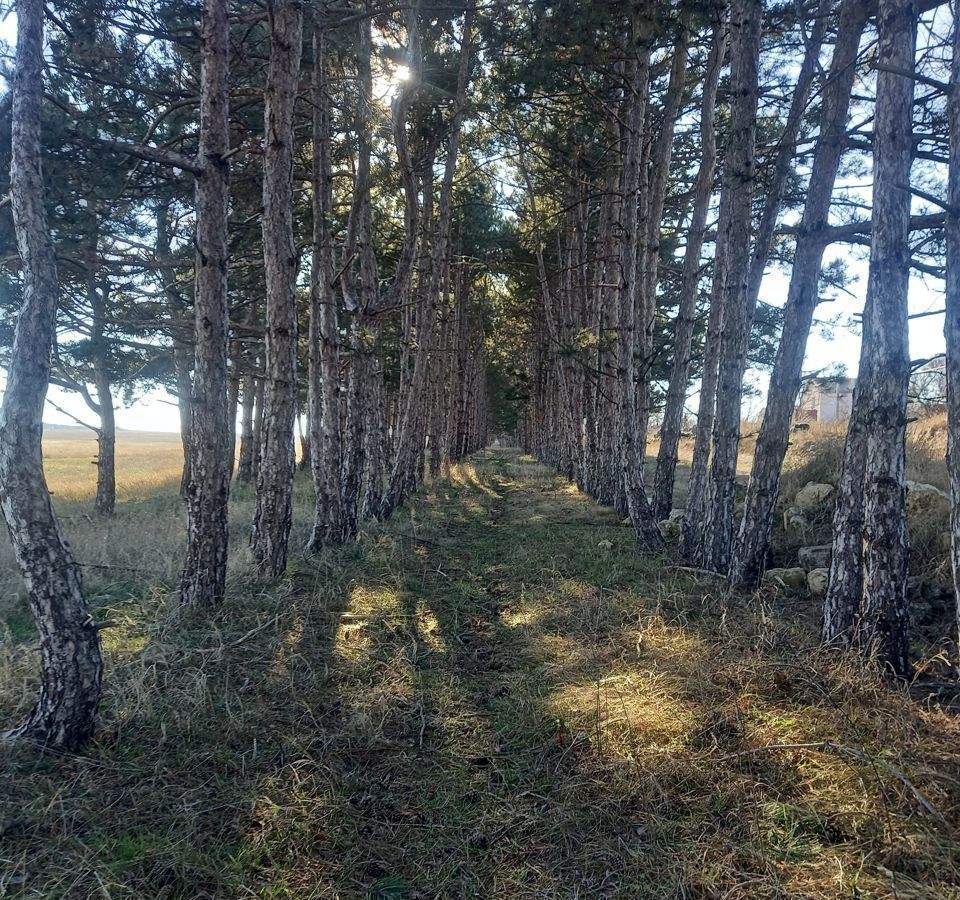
[2,0,958,752]
[1,0,500,749]
[511,0,954,680]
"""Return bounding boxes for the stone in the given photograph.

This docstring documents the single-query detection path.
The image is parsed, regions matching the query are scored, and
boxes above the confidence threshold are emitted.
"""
[597,540,613,552]
[797,544,831,570]
[807,567,829,597]
[762,567,808,591]
[795,482,834,509]
[659,518,681,541]
[783,506,807,531]
[905,481,949,516]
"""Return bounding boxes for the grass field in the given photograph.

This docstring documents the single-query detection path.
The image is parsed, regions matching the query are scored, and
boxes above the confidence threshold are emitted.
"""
[40,425,186,502]
[1,441,960,898]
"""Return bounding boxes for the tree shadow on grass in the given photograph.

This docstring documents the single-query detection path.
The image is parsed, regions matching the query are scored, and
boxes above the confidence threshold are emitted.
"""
[2,452,958,899]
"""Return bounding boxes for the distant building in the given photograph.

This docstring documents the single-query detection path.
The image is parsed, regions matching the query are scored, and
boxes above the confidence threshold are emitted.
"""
[796,377,856,423]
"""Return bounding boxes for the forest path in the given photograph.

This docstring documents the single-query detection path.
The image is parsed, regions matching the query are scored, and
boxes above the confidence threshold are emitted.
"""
[5,450,958,898]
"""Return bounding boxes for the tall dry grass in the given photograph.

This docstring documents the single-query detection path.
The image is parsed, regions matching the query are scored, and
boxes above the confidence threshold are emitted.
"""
[0,427,304,640]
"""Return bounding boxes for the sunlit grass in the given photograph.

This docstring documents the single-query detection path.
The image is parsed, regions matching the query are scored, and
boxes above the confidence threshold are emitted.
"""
[41,425,185,501]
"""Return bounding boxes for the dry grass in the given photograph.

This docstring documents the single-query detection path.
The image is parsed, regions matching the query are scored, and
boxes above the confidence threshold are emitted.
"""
[651,416,956,655]
[41,426,186,502]
[2,448,959,898]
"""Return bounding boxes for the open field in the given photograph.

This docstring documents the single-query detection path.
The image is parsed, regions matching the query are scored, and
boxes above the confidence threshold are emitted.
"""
[40,426,186,502]
[2,446,960,898]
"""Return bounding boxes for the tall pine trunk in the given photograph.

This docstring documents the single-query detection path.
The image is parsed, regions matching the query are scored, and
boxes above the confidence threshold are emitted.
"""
[0,0,103,749]
[237,371,257,483]
[945,11,960,674]
[251,0,304,575]
[180,0,232,608]
[307,21,346,550]
[155,203,193,499]
[652,17,725,519]
[824,0,915,677]
[382,10,474,519]
[84,231,117,517]
[852,0,915,677]
[731,0,869,585]
[697,0,762,574]
[615,3,664,550]
[94,367,116,516]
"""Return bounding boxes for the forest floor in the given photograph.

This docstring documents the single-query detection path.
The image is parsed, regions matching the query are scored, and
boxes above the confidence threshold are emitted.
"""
[2,448,960,898]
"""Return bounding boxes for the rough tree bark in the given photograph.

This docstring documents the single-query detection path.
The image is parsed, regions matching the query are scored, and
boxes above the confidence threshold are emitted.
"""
[89,261,117,517]
[0,0,103,750]
[155,203,194,499]
[850,0,915,677]
[946,8,960,673]
[697,0,762,574]
[824,0,915,675]
[633,5,691,504]
[227,349,240,481]
[253,370,265,477]
[731,0,870,585]
[615,3,665,550]
[823,369,871,643]
[250,0,304,575]
[652,16,725,520]
[180,0,232,608]
[306,18,346,550]
[679,10,745,560]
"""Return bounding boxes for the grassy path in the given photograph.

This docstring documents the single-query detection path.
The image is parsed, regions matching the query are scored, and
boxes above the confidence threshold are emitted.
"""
[2,450,959,898]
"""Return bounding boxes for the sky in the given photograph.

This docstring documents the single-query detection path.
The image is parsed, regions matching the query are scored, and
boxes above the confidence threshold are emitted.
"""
[0,7,949,434]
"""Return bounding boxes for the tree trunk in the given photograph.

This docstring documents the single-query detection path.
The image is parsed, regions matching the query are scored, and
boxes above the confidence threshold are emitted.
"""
[155,203,193,499]
[0,0,102,750]
[237,372,257,483]
[84,234,117,517]
[679,14,741,561]
[93,355,117,517]
[652,17,725,520]
[307,20,347,548]
[615,3,664,551]
[697,0,762,574]
[731,0,870,585]
[825,0,914,673]
[227,361,240,481]
[945,10,960,674]
[253,372,265,476]
[360,345,388,521]
[250,0,304,576]
[180,0,231,608]
[823,373,871,643]
[851,0,915,678]
[174,345,193,498]
[382,10,474,519]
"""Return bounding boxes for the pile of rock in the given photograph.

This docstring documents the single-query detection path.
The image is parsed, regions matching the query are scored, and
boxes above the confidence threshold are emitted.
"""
[783,479,949,533]
[769,478,951,596]
[782,481,833,533]
[762,547,831,596]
